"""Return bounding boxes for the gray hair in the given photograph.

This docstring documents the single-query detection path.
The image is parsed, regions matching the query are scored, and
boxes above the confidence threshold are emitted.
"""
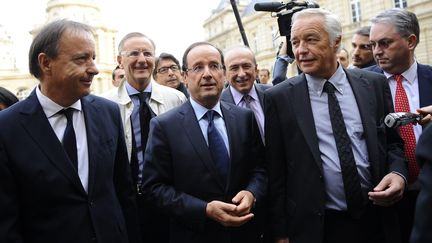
[28,19,93,79]
[291,8,342,52]
[117,32,156,54]
[371,8,419,46]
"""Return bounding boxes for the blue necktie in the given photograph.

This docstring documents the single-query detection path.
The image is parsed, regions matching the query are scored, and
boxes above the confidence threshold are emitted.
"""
[206,110,229,182]
[59,108,78,169]
[323,81,365,217]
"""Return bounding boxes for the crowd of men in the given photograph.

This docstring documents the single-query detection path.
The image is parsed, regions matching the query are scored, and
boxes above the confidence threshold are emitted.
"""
[0,6,431,243]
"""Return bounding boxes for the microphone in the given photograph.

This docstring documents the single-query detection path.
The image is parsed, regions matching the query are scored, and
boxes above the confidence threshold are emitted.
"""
[254,2,285,12]
[384,112,423,128]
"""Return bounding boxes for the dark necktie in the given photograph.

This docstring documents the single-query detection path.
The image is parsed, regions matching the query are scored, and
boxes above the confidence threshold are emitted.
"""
[393,74,419,183]
[136,92,152,184]
[59,108,78,170]
[206,110,230,183]
[323,81,365,216]
[242,94,253,109]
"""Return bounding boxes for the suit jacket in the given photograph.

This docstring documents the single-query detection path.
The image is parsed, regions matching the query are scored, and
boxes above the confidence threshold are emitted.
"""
[365,63,432,108]
[141,100,267,243]
[102,79,187,161]
[220,83,271,108]
[264,68,407,243]
[410,124,432,243]
[0,90,140,243]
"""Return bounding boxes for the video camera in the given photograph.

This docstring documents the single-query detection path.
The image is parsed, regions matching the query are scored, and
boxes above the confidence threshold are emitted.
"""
[254,1,319,57]
[254,1,320,36]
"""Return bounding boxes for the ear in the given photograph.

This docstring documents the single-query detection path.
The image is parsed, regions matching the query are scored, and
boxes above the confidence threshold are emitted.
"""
[334,36,342,51]
[117,55,123,68]
[38,53,52,75]
[406,34,417,50]
[182,71,188,87]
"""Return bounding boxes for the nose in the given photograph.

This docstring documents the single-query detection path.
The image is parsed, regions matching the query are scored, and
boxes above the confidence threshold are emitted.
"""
[371,44,383,56]
[237,67,246,76]
[88,60,99,75]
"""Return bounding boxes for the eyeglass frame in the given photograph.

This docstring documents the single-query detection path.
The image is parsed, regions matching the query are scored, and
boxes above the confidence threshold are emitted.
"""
[184,63,225,74]
[121,49,154,58]
[156,65,180,74]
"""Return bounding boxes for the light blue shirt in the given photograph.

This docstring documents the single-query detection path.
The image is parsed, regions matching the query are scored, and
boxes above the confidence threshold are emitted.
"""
[307,65,372,211]
[229,85,265,142]
[125,81,152,181]
[190,98,230,155]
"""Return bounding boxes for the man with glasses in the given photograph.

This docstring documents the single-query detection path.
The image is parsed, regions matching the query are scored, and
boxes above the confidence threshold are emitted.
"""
[103,32,186,243]
[367,9,432,243]
[221,45,271,142]
[141,41,267,243]
[350,26,376,69]
[153,52,189,98]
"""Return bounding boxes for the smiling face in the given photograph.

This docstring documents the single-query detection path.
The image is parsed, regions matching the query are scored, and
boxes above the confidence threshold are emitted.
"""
[118,36,155,91]
[369,22,415,74]
[225,47,257,94]
[290,15,339,79]
[40,28,98,107]
[183,44,225,109]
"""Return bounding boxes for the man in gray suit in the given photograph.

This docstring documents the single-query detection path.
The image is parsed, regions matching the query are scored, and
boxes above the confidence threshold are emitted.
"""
[221,45,271,142]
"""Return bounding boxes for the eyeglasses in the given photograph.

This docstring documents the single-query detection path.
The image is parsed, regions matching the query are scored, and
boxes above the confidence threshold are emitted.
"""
[157,65,180,74]
[121,49,154,58]
[185,63,224,74]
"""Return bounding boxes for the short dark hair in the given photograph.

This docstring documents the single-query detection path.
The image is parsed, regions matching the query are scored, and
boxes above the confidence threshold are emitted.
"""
[355,26,371,37]
[182,42,224,72]
[28,19,93,79]
[117,32,156,54]
[260,68,270,75]
[0,87,19,107]
[152,53,181,79]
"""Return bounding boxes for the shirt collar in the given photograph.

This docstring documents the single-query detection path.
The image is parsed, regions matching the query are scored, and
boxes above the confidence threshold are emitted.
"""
[125,80,152,96]
[383,61,418,84]
[229,84,259,106]
[36,85,82,118]
[190,98,223,121]
[306,64,346,96]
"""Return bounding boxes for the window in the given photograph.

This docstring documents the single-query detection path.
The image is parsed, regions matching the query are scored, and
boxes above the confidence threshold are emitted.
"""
[350,0,361,23]
[394,0,407,8]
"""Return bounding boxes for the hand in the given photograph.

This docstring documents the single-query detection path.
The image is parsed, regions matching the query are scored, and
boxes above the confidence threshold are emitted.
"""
[206,200,254,227]
[275,238,289,243]
[232,190,255,216]
[368,172,405,206]
[416,105,432,126]
[279,41,287,56]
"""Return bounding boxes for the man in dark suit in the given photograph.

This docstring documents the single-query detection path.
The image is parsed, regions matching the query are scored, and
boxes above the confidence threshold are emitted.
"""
[141,41,267,243]
[0,20,140,243]
[265,8,407,243]
[367,8,432,243]
[410,123,432,243]
[221,45,271,142]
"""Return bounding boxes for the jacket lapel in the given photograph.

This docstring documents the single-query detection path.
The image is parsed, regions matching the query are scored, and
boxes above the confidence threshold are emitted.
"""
[418,64,432,108]
[81,96,100,196]
[20,91,86,194]
[181,101,226,189]
[345,70,380,181]
[291,75,323,173]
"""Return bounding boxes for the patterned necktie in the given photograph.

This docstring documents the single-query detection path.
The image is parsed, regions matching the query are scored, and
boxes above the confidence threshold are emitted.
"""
[242,94,253,109]
[59,108,78,169]
[393,74,419,184]
[206,110,230,183]
[323,81,365,216]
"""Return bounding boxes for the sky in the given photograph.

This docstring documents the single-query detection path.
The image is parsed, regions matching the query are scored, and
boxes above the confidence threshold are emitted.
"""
[0,0,223,70]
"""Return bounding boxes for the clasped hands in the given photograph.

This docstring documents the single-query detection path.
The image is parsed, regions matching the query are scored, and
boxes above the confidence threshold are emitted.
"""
[206,190,255,227]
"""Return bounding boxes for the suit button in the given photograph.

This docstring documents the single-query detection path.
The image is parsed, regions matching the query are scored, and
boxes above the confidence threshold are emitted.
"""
[89,201,94,207]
